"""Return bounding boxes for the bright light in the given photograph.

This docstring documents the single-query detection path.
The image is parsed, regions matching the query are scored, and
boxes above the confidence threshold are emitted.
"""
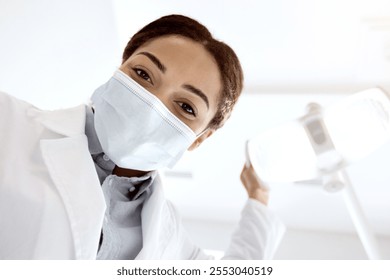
[248,88,390,183]
[324,88,390,165]
[248,120,318,182]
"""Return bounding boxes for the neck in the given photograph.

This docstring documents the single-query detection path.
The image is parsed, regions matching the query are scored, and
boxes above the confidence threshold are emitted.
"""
[112,165,149,178]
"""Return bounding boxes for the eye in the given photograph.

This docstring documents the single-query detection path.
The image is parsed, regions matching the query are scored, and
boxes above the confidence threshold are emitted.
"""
[133,68,152,84]
[177,102,196,117]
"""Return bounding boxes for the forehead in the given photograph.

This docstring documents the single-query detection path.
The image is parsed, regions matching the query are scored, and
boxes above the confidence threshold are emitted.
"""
[131,35,222,112]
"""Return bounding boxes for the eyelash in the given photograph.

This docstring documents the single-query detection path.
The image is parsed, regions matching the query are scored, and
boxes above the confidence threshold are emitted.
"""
[177,102,196,117]
[133,68,152,84]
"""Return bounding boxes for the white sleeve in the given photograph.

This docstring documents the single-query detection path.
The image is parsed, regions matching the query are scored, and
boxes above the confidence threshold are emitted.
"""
[190,199,285,260]
[222,199,285,259]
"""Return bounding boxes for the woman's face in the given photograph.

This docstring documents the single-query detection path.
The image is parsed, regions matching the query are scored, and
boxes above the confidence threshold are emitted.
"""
[119,35,221,137]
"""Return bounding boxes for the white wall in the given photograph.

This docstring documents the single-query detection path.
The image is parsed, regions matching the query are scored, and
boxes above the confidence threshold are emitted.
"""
[182,219,390,259]
[0,0,121,109]
[274,228,390,260]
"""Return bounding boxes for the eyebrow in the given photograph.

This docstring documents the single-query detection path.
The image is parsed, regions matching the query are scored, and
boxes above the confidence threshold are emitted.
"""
[137,51,166,73]
[182,84,209,109]
[137,51,209,109]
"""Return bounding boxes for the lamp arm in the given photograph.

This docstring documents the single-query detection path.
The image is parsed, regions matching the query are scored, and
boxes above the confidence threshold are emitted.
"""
[338,169,382,260]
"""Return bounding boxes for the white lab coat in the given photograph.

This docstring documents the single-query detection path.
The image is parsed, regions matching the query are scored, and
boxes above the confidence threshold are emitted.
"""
[0,91,285,260]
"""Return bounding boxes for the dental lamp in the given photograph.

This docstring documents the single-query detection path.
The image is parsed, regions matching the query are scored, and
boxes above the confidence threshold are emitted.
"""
[247,88,390,260]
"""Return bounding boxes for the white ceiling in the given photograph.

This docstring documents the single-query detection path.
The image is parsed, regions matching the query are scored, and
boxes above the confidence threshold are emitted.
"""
[0,0,389,239]
[113,0,390,92]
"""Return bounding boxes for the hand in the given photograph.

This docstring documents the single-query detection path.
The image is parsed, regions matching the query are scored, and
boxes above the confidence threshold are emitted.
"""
[240,163,270,205]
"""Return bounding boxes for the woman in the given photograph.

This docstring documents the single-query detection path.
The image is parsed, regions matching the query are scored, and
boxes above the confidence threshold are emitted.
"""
[0,14,284,259]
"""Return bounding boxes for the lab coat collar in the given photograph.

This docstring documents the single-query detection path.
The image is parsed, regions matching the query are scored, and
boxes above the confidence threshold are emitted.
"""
[27,104,87,137]
[136,174,179,260]
[35,104,106,259]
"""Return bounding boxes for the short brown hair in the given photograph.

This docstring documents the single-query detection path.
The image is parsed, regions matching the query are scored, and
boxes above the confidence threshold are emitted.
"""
[122,14,243,130]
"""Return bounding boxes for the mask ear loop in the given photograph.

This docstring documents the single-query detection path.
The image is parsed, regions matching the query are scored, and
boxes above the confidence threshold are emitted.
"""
[195,127,208,138]
[192,127,211,148]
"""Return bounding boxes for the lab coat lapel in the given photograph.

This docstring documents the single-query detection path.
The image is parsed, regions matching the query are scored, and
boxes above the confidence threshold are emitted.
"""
[30,105,106,259]
[136,175,178,259]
